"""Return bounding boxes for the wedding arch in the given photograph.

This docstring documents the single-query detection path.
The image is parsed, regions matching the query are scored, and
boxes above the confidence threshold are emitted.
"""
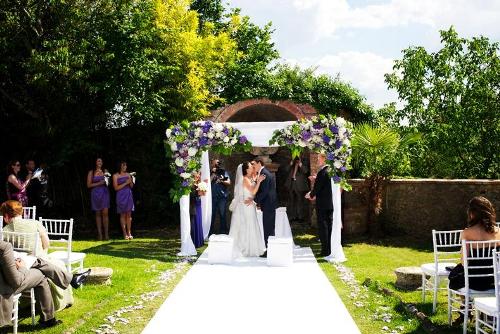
[165,114,353,262]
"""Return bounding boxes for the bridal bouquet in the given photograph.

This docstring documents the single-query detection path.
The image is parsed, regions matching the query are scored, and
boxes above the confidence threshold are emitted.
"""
[196,180,208,196]
[129,172,136,184]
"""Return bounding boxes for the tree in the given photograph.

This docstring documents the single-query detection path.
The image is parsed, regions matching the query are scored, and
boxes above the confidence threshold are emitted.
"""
[385,27,500,178]
[351,123,420,236]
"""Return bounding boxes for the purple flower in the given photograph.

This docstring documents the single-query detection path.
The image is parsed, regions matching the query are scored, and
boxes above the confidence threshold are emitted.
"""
[313,123,322,130]
[181,180,189,187]
[180,151,188,158]
[177,167,185,174]
[199,137,209,146]
[188,130,195,137]
[176,142,183,150]
[333,175,341,183]
[330,125,339,134]
[301,130,311,141]
[239,136,248,144]
[335,140,342,149]
[202,122,212,133]
[326,152,334,161]
[340,166,347,172]
[222,127,229,135]
[322,135,330,144]
[173,126,181,135]
[285,138,293,145]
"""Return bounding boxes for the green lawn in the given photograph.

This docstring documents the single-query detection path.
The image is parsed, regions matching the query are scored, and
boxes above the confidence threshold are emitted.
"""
[13,228,466,334]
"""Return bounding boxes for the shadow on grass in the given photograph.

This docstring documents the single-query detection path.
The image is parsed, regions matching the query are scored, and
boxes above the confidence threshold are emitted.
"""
[80,229,187,263]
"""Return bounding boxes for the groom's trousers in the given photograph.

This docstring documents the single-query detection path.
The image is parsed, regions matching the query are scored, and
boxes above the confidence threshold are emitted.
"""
[262,205,276,247]
[317,209,333,256]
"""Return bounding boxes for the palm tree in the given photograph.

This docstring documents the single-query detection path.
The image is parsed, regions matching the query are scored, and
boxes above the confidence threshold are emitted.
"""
[351,123,421,236]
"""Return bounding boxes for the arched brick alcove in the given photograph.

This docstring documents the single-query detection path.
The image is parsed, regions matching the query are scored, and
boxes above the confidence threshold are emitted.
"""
[208,99,319,225]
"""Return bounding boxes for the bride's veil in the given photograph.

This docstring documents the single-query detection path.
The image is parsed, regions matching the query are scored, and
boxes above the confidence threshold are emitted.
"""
[229,163,243,212]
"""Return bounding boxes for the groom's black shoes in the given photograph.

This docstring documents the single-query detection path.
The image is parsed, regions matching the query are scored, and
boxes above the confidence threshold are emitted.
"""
[70,269,91,289]
[259,251,267,258]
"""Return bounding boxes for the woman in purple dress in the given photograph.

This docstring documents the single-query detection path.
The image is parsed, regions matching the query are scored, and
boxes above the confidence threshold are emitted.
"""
[87,158,110,240]
[113,160,134,240]
[190,173,204,248]
[6,160,32,207]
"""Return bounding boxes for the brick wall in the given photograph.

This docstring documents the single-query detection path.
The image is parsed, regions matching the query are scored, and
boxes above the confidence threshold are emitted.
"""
[343,179,500,240]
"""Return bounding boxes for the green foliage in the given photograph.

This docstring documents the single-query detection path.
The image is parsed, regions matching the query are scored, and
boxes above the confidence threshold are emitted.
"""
[385,27,500,178]
[352,123,421,178]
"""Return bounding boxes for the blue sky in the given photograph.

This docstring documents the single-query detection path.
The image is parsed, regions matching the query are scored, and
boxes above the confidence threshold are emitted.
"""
[227,0,500,108]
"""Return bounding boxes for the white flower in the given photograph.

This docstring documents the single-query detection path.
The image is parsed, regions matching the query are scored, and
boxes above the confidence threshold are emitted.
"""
[175,158,184,167]
[188,147,197,156]
[230,138,237,145]
[165,129,172,138]
[298,140,307,147]
[195,128,203,138]
[215,132,222,138]
[334,160,343,169]
[214,123,223,132]
[180,173,191,179]
[197,181,208,192]
[207,132,214,139]
[335,117,346,127]
[170,142,177,152]
[223,136,229,143]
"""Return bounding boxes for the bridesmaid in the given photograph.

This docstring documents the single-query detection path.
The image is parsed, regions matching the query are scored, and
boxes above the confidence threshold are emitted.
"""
[6,160,31,207]
[190,173,204,248]
[87,158,110,240]
[113,160,134,240]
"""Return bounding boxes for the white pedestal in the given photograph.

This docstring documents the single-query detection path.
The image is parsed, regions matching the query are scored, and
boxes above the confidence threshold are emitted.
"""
[267,237,293,267]
[208,235,234,265]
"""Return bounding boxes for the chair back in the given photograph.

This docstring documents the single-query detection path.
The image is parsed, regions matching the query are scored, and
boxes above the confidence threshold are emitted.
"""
[493,251,500,312]
[39,218,73,257]
[1,231,40,256]
[0,216,3,233]
[22,206,36,220]
[462,240,500,290]
[432,229,463,266]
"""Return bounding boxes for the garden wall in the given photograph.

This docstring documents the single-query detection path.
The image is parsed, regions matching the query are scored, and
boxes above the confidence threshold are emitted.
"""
[343,179,500,240]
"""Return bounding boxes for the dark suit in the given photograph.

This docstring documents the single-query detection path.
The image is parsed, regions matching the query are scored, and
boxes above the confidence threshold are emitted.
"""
[284,162,309,222]
[0,241,72,326]
[310,165,333,256]
[254,167,277,247]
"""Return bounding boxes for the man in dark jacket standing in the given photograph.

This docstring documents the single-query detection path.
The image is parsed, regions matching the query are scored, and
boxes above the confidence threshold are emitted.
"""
[306,153,333,256]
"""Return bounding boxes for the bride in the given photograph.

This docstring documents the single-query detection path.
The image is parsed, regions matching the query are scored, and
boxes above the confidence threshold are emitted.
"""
[229,162,266,257]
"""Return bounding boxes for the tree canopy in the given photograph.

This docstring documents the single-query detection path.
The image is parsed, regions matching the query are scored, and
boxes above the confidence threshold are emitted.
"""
[385,27,500,178]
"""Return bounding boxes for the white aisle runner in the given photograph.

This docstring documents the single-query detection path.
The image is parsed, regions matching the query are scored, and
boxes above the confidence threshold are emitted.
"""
[142,247,360,334]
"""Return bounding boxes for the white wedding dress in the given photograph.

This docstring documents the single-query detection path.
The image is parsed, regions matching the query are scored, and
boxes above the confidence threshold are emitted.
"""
[229,165,266,257]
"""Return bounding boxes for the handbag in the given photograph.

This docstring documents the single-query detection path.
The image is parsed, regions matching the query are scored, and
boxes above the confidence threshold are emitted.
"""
[448,263,465,290]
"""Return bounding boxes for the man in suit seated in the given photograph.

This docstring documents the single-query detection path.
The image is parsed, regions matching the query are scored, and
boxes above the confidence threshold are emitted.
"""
[0,240,90,329]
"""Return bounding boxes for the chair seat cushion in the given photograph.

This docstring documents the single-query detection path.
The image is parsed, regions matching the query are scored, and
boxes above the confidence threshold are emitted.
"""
[421,262,456,276]
[450,287,495,296]
[475,296,498,315]
[49,251,86,263]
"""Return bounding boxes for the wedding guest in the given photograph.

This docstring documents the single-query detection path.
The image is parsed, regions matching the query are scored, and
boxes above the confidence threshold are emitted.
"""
[20,159,41,206]
[113,161,134,240]
[0,200,74,310]
[305,153,333,257]
[209,159,230,235]
[284,156,310,223]
[190,173,204,248]
[448,196,499,324]
[87,158,110,240]
[0,240,90,328]
[6,160,31,207]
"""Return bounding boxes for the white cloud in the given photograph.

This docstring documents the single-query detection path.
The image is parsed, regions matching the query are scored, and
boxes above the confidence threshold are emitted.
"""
[286,51,397,108]
[292,0,500,39]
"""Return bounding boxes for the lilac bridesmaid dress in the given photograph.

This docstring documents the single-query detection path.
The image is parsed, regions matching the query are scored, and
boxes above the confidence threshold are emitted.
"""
[116,175,134,214]
[91,175,110,211]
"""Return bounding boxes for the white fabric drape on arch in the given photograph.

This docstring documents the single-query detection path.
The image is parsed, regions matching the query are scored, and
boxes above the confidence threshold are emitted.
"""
[325,182,346,263]
[177,121,347,262]
[200,151,212,240]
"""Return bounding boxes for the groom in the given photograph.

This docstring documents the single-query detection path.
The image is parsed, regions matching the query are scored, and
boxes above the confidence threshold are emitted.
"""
[251,159,277,254]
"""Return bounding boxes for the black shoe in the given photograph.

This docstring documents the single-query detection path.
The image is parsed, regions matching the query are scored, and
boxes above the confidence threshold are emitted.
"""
[70,269,91,289]
[259,251,267,258]
[39,318,62,328]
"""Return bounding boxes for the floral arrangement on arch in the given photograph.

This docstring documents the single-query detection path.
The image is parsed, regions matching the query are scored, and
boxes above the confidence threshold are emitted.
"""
[270,114,353,190]
[166,120,252,201]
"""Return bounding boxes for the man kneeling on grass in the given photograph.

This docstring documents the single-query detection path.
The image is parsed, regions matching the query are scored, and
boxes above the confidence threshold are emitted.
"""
[0,240,91,329]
